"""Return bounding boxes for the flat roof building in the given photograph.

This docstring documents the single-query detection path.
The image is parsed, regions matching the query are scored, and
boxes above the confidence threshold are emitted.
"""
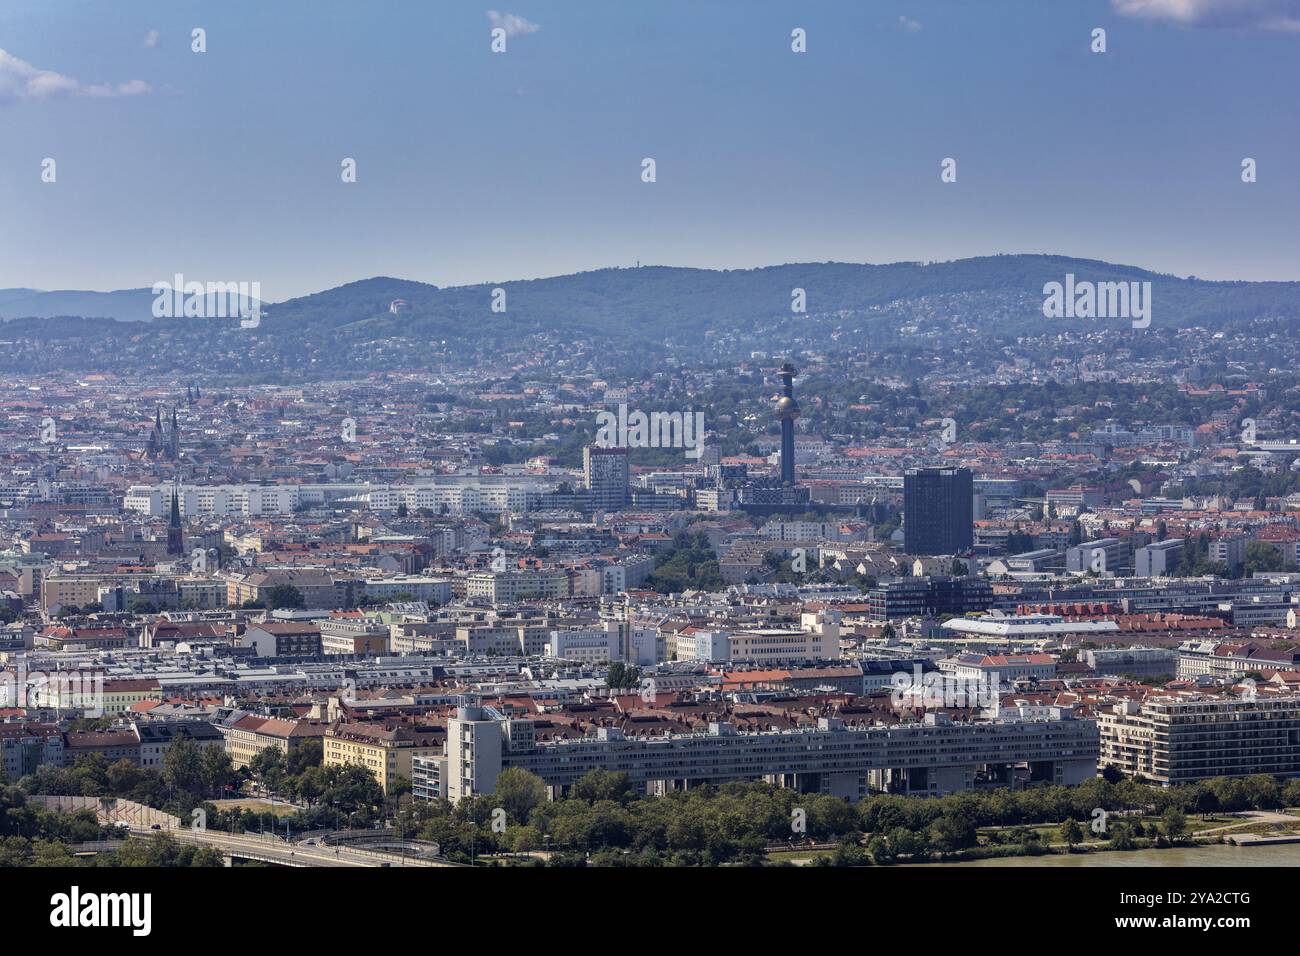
[1099,695,1300,784]
[439,704,1097,804]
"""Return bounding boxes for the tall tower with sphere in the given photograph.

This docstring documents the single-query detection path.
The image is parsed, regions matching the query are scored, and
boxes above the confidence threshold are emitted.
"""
[774,362,800,485]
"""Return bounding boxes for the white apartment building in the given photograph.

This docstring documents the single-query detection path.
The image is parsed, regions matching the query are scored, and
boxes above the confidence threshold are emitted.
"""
[361,577,453,605]
[125,484,301,517]
[1209,536,1248,572]
[675,623,839,665]
[126,476,552,519]
[545,627,620,664]
[1066,537,1128,574]
[463,570,569,603]
[1135,538,1184,577]
[761,521,845,543]
[599,554,657,595]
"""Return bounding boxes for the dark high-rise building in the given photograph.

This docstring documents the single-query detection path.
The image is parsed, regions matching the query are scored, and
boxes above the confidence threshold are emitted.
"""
[583,445,629,511]
[904,467,973,555]
[774,362,799,485]
[866,575,992,621]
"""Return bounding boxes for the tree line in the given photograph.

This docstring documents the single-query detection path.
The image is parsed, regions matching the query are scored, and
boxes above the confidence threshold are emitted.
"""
[392,767,1299,867]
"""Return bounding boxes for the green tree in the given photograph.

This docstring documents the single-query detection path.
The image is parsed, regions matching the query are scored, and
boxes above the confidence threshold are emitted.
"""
[571,770,632,805]
[263,584,306,610]
[286,739,323,776]
[605,662,642,690]
[249,747,287,793]
[647,532,724,593]
[1161,806,1188,843]
[493,768,547,825]
[106,758,143,796]
[1109,823,1135,850]
[867,834,893,864]
[163,739,205,798]
[1059,817,1083,848]
[200,747,236,798]
[928,811,976,855]
[887,826,926,860]
[1244,541,1284,576]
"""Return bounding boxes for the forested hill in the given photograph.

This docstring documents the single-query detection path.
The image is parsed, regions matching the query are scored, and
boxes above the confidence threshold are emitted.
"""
[3,256,1297,376]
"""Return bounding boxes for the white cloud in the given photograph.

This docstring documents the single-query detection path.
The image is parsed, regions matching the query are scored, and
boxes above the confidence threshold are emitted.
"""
[898,15,924,32]
[0,48,154,101]
[109,79,153,96]
[1112,0,1300,32]
[144,30,160,48]
[487,10,541,38]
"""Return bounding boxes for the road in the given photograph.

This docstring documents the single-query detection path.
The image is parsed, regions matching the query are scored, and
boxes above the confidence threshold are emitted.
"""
[131,826,457,867]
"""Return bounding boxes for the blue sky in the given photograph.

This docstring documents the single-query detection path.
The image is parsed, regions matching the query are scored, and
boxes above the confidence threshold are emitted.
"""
[1,0,1297,300]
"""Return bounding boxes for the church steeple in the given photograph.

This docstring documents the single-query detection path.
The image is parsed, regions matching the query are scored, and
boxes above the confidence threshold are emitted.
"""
[166,485,184,556]
[146,405,162,459]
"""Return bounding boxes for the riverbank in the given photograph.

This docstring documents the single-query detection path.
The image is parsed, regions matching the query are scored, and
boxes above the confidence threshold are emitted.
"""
[915,840,1300,866]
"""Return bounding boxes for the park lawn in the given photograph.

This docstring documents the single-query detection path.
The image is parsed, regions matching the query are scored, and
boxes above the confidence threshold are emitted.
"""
[209,797,298,818]
[978,824,1104,846]
[1176,816,1237,833]
[766,847,833,863]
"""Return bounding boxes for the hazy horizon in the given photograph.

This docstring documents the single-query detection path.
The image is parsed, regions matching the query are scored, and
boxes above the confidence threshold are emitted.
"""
[8,249,1300,305]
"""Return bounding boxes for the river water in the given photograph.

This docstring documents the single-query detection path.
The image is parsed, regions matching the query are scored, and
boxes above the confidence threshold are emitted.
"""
[921,842,1300,867]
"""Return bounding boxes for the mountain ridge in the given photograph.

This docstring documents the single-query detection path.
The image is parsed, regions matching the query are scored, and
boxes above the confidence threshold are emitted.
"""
[5,253,1297,324]
[2,257,1297,367]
